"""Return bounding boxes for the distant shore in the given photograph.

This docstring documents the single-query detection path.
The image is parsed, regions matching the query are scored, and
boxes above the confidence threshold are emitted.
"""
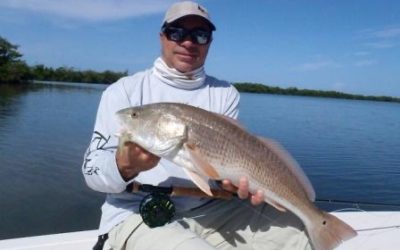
[11,77,400,104]
[2,35,399,104]
[234,83,400,103]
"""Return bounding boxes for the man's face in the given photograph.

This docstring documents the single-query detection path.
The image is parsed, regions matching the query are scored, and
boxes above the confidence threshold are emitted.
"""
[160,16,212,73]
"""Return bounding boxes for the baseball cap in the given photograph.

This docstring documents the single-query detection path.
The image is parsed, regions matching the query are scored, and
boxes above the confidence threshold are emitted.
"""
[162,1,216,31]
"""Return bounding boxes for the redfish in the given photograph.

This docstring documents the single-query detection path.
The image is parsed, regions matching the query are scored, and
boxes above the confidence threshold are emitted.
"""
[116,102,357,250]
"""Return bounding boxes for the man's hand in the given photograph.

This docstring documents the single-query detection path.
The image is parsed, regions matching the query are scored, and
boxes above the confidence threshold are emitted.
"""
[116,142,160,181]
[221,177,264,206]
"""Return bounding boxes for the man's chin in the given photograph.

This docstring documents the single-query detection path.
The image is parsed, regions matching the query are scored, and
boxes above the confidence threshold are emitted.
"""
[174,61,197,73]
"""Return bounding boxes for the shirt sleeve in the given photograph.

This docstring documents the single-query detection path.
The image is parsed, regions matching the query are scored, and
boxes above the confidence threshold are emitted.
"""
[223,84,240,119]
[81,83,131,193]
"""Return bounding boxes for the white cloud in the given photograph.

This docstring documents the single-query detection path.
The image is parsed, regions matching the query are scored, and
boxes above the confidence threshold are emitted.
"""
[358,26,400,39]
[354,59,377,67]
[354,51,370,56]
[332,82,346,92]
[372,26,400,39]
[294,60,341,72]
[0,0,176,21]
[365,41,396,49]
[356,26,399,51]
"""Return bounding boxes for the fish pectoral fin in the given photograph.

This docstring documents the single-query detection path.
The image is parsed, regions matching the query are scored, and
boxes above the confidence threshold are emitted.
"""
[117,130,131,153]
[183,168,213,196]
[184,143,220,179]
[153,136,184,156]
[264,196,287,212]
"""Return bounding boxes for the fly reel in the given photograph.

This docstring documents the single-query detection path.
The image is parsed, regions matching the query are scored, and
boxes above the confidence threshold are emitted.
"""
[139,192,176,228]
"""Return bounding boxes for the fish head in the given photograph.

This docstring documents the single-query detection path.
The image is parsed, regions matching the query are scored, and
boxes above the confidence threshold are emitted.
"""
[116,104,187,156]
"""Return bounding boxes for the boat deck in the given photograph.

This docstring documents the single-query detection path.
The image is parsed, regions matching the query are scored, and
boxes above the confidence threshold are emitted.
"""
[1,211,399,250]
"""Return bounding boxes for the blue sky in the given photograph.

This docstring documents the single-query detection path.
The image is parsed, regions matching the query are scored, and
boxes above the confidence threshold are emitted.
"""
[1,0,399,97]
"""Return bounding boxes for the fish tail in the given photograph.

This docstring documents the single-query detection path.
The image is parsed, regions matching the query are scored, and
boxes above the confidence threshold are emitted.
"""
[308,211,357,250]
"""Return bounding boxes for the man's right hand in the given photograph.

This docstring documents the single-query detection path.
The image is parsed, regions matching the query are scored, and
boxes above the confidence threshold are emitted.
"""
[116,142,160,181]
[221,177,265,206]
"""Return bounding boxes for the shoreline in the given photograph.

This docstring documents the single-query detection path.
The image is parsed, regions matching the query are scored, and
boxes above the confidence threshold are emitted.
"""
[2,80,399,104]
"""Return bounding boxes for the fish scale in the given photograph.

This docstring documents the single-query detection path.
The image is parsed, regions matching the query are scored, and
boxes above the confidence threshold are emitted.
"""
[179,105,308,204]
[116,102,357,250]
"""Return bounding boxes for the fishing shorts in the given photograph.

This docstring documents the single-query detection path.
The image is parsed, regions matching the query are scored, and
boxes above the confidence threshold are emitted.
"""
[106,198,312,250]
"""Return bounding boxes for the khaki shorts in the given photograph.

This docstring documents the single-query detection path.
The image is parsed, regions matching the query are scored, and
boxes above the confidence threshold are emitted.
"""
[107,198,311,250]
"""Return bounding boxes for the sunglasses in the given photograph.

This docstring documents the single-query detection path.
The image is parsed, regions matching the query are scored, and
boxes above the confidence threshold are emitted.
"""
[162,26,212,45]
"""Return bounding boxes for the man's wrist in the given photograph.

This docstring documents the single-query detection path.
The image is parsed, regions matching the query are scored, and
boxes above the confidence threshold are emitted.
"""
[117,165,139,182]
[115,153,139,181]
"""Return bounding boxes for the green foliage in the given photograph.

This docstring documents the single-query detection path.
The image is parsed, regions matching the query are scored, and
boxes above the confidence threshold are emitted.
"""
[0,36,32,84]
[234,82,400,103]
[30,65,127,84]
[1,35,398,103]
[0,36,22,65]
[1,36,127,85]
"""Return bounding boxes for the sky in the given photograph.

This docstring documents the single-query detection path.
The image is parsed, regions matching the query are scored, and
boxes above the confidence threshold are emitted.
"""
[1,0,399,97]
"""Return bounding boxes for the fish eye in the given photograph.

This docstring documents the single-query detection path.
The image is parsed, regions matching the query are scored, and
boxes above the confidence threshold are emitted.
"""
[131,112,137,118]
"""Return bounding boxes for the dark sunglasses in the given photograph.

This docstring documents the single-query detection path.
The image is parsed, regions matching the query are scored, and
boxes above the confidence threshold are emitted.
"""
[162,26,212,45]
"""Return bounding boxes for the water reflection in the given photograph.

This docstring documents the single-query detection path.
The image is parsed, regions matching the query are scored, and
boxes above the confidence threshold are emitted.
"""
[0,83,399,240]
[0,84,29,117]
[0,82,106,239]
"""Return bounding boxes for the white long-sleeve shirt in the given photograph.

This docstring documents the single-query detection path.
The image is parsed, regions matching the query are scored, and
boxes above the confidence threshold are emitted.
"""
[82,66,240,235]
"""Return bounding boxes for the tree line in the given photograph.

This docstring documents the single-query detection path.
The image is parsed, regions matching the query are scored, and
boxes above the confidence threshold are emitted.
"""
[31,65,127,84]
[0,36,127,85]
[234,83,400,103]
[0,36,32,83]
[1,35,399,103]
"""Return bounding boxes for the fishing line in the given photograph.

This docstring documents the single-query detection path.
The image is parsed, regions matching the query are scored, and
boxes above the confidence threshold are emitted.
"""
[316,198,400,208]
[332,208,366,212]
[179,199,400,235]
[331,208,400,233]
[356,225,400,232]
[318,199,400,232]
[127,183,400,233]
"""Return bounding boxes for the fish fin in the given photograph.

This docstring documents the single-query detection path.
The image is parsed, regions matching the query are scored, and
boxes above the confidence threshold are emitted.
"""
[184,143,220,179]
[307,211,357,250]
[216,114,246,130]
[152,115,187,156]
[153,135,185,156]
[257,137,316,201]
[182,168,213,196]
[264,196,287,212]
[117,130,131,153]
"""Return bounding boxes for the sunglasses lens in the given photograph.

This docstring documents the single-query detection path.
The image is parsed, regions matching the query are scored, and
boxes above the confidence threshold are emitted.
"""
[165,27,185,42]
[164,27,211,45]
[192,30,211,45]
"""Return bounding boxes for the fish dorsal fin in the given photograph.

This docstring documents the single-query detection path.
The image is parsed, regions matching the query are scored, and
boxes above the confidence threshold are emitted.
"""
[182,168,213,196]
[184,143,220,179]
[216,114,246,130]
[258,137,316,201]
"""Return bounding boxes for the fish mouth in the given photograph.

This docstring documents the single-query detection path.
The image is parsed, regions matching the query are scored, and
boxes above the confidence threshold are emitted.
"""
[116,107,133,116]
[115,107,139,126]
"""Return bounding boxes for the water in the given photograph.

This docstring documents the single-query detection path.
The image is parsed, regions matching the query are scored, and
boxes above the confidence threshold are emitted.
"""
[239,93,400,210]
[0,83,399,240]
[0,83,105,240]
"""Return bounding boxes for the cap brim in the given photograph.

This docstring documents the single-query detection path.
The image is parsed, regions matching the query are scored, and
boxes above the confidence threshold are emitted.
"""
[163,15,216,31]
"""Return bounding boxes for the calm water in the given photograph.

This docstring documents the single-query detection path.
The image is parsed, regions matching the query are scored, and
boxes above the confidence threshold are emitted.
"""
[0,83,399,240]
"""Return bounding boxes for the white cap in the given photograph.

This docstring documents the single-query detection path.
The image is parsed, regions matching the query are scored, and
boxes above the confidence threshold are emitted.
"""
[162,1,216,30]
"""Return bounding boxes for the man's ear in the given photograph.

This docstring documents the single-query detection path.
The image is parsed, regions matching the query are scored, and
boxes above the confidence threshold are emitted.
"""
[160,32,166,41]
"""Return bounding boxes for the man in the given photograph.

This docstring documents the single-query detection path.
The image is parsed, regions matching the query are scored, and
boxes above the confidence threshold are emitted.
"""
[83,1,311,250]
